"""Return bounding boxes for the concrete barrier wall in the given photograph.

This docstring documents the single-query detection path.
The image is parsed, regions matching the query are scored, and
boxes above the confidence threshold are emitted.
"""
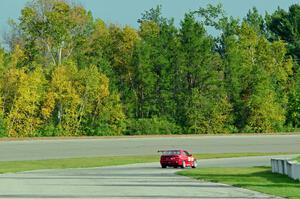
[271,158,300,181]
[292,162,300,181]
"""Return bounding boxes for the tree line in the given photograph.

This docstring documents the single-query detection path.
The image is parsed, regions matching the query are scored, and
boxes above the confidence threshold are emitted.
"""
[0,0,300,137]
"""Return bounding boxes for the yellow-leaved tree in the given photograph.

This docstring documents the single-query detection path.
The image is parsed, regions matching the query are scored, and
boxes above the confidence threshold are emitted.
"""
[0,96,5,137]
[0,49,6,136]
[6,68,46,137]
[42,63,81,135]
[41,63,125,136]
[76,65,125,136]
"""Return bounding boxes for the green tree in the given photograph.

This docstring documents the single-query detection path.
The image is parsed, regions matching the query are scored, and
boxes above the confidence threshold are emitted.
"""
[135,7,183,121]
[287,70,300,127]
[131,30,157,118]
[244,7,266,34]
[180,13,232,133]
[108,24,139,100]
[224,22,292,132]
[267,4,300,63]
[266,4,300,129]
[187,89,231,134]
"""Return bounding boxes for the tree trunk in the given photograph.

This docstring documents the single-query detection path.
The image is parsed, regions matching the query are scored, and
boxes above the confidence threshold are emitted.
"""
[45,42,57,65]
[57,102,62,125]
[58,41,65,65]
[58,47,62,65]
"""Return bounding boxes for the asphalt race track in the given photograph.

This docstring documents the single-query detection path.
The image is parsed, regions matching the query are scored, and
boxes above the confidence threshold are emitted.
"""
[0,134,300,161]
[0,135,299,198]
[1,155,295,199]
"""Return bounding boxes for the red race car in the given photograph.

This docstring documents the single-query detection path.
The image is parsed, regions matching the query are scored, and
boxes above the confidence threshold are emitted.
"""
[158,149,197,169]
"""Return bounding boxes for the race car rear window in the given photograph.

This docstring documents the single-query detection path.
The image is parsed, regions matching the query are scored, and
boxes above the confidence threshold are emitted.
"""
[163,151,181,155]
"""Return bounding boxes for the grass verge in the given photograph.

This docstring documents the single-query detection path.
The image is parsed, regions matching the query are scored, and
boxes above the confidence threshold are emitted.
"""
[0,152,296,174]
[193,152,294,160]
[296,156,300,163]
[0,155,157,174]
[177,167,300,199]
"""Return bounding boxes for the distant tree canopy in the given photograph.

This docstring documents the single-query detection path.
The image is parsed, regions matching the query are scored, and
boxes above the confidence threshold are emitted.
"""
[0,0,299,137]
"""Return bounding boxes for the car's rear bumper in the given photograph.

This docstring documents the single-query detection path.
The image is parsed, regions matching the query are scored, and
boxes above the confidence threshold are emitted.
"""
[160,161,182,166]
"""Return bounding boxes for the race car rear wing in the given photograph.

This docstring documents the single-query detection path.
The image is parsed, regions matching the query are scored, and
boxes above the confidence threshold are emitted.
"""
[157,150,179,153]
[157,150,171,153]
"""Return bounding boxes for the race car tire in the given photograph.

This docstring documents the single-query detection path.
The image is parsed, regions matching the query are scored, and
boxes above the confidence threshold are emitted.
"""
[161,165,167,168]
[192,160,197,168]
[181,161,186,169]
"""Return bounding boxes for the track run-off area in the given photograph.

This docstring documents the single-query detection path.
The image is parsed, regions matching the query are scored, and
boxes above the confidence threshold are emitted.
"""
[0,135,299,199]
[1,155,297,199]
[0,134,299,161]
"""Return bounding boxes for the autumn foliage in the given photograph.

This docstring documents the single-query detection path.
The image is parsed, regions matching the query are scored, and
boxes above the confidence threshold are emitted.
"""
[0,1,299,137]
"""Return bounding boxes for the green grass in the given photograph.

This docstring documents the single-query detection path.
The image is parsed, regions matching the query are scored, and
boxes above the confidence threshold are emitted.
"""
[177,167,300,199]
[296,156,300,163]
[0,155,159,174]
[192,152,294,160]
[0,152,296,174]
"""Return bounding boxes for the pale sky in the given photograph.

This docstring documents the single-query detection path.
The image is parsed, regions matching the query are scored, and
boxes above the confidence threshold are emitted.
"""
[1,0,300,36]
